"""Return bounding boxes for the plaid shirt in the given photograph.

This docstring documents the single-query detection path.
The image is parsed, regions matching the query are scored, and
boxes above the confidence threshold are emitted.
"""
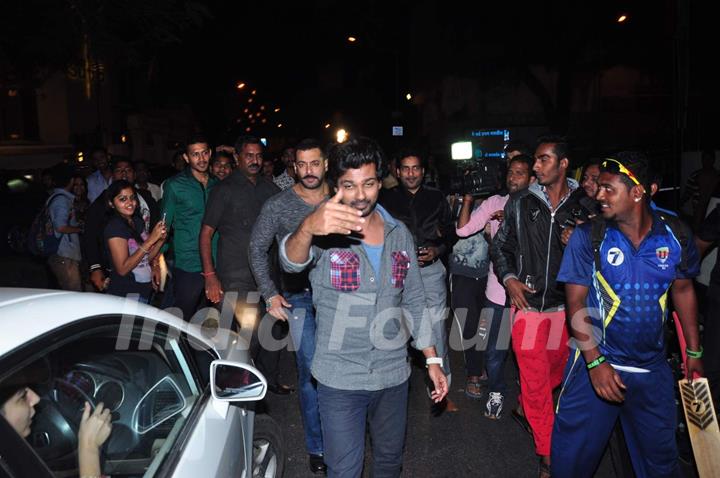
[280,204,434,391]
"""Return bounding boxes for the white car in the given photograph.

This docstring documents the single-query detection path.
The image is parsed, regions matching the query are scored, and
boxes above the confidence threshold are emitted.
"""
[0,288,284,478]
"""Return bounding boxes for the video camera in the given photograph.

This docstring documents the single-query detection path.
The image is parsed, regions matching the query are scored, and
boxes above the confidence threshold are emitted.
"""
[449,159,505,197]
[448,140,505,197]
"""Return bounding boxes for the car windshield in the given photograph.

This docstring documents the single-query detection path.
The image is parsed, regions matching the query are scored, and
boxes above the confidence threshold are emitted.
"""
[0,320,207,477]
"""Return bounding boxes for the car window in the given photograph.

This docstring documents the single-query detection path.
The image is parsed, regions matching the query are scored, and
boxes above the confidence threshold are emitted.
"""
[0,316,207,478]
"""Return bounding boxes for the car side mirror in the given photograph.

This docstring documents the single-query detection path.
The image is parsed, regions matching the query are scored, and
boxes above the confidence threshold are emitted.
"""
[210,360,267,402]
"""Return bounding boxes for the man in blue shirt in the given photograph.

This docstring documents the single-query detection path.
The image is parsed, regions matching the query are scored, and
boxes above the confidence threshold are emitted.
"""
[552,151,704,478]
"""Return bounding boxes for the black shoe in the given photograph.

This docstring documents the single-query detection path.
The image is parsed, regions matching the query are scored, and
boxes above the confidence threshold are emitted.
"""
[267,383,294,395]
[511,408,532,435]
[308,454,327,474]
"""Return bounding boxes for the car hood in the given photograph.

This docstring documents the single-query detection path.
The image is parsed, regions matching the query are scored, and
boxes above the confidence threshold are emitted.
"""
[0,288,251,362]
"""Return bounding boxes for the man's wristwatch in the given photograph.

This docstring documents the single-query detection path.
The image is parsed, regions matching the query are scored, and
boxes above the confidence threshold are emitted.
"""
[425,357,443,368]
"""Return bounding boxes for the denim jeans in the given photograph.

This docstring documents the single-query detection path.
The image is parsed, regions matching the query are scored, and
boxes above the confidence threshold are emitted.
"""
[286,290,323,456]
[420,260,451,384]
[47,255,82,291]
[318,380,409,478]
[483,298,511,393]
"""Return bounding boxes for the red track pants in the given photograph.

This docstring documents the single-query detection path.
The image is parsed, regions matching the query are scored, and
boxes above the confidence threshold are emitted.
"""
[512,307,569,456]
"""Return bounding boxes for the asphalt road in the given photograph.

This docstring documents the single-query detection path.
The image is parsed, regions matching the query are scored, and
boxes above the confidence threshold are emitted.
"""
[265,343,620,478]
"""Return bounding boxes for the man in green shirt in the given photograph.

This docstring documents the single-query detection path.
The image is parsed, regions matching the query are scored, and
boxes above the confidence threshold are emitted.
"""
[161,133,218,321]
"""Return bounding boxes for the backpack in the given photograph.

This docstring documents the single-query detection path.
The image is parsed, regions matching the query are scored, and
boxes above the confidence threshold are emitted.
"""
[27,193,64,257]
[590,212,689,273]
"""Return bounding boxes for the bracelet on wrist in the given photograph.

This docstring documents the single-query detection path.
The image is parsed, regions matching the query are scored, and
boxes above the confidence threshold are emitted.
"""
[201,271,216,278]
[686,347,703,359]
[586,355,606,370]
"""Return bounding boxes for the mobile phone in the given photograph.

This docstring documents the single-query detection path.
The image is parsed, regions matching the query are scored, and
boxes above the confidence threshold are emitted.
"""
[161,212,167,224]
[525,274,536,291]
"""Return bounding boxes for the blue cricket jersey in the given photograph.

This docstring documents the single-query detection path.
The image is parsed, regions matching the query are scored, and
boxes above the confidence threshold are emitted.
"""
[557,213,700,369]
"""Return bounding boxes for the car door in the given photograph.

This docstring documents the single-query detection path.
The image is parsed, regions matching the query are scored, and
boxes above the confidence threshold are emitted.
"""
[0,314,228,477]
[152,324,251,478]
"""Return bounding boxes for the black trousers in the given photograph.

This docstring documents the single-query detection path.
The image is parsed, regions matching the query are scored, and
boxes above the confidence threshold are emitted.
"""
[451,274,488,377]
[223,288,287,387]
[172,267,207,322]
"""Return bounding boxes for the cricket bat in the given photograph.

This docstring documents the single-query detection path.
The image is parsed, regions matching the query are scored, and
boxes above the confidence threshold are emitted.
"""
[673,312,720,477]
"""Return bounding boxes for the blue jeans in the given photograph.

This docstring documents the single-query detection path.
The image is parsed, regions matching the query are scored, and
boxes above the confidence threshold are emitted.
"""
[484,298,511,393]
[286,290,323,455]
[318,380,409,478]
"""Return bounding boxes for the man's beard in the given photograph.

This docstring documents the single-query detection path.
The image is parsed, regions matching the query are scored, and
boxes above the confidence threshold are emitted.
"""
[350,199,375,217]
[300,175,322,189]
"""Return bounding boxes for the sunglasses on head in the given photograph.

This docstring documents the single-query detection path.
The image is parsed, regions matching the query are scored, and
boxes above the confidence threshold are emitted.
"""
[601,158,641,187]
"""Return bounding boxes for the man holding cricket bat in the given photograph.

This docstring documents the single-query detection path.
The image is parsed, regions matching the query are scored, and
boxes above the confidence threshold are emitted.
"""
[551,151,704,478]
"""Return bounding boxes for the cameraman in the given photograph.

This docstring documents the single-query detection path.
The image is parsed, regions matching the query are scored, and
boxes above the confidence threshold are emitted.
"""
[455,154,535,419]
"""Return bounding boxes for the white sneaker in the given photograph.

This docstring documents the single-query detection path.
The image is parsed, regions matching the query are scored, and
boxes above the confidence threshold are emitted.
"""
[484,392,504,419]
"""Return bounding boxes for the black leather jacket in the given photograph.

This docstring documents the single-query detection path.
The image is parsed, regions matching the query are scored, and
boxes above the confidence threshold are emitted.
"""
[490,180,591,311]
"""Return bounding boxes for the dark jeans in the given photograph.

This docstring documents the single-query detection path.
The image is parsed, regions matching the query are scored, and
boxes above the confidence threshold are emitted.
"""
[483,298,511,393]
[286,290,323,455]
[318,380,409,478]
[452,274,488,377]
[223,288,286,387]
[171,267,207,321]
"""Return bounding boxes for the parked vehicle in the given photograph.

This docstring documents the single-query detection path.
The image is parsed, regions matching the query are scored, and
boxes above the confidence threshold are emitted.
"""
[0,288,284,477]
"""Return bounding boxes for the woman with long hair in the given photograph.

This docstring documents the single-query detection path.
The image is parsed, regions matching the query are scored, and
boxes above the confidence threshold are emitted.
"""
[103,180,166,302]
[71,174,90,226]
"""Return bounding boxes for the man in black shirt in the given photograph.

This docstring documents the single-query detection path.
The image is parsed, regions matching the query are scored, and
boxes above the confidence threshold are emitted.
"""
[380,150,457,409]
[199,136,285,390]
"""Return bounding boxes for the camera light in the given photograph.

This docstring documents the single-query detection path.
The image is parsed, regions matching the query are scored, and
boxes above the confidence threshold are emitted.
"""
[451,141,473,160]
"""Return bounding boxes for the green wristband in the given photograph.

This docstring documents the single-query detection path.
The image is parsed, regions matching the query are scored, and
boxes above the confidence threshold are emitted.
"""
[686,347,703,359]
[586,355,606,370]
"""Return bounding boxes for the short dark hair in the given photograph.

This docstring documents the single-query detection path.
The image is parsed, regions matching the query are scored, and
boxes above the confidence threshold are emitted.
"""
[185,133,210,152]
[327,137,386,187]
[536,134,572,170]
[603,151,651,193]
[295,138,323,154]
[48,164,74,189]
[508,154,536,177]
[111,157,133,170]
[211,151,235,167]
[504,140,531,156]
[582,158,602,176]
[395,148,426,170]
[234,135,262,152]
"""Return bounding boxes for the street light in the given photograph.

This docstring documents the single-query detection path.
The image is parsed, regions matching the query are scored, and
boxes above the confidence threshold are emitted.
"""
[336,129,348,143]
[617,14,628,23]
[405,93,412,101]
[347,36,357,43]
[237,82,246,89]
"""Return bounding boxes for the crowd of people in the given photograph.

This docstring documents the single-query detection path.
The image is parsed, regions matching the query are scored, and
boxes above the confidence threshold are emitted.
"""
[13,132,720,478]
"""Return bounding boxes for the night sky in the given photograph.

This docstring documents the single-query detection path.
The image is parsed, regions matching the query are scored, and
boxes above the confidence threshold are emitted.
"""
[153,0,706,147]
[1,0,715,151]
